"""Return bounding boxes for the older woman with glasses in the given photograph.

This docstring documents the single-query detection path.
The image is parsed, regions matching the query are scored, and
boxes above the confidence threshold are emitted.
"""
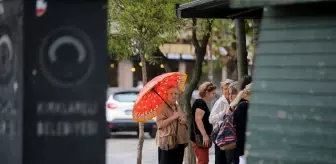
[209,79,234,164]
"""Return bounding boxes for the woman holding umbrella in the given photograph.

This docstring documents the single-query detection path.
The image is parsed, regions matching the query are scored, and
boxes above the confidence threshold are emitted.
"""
[156,86,189,164]
[132,72,189,164]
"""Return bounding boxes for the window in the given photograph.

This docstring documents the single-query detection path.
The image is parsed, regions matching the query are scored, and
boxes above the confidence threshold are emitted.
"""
[113,92,139,102]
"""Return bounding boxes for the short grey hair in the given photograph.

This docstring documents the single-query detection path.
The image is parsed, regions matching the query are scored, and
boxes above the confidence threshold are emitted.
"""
[220,79,234,89]
[228,81,240,94]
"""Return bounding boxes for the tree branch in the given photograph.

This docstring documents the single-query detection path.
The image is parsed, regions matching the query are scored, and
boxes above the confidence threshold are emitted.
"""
[191,18,200,49]
[180,18,210,115]
[200,19,213,48]
[113,0,126,10]
[182,19,213,105]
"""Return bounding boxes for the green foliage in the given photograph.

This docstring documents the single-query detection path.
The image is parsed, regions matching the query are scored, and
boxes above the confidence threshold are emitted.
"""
[108,0,189,62]
[211,19,254,69]
[212,19,236,46]
[201,59,225,73]
[180,18,253,71]
[107,0,255,70]
[211,19,253,53]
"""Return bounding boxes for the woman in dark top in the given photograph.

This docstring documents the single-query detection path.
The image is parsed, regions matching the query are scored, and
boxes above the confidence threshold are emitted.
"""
[190,82,217,164]
[227,83,252,164]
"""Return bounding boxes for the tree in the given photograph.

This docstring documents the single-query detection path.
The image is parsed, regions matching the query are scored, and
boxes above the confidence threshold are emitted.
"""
[108,0,187,163]
[178,18,213,164]
[108,1,227,164]
[208,19,254,80]
[208,19,238,80]
[178,18,253,164]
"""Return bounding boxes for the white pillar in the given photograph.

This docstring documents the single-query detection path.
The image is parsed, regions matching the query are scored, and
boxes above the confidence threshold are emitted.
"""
[118,60,133,88]
[222,66,228,81]
[178,61,187,73]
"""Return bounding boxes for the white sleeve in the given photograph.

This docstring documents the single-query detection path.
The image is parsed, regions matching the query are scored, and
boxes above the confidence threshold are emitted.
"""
[209,100,228,125]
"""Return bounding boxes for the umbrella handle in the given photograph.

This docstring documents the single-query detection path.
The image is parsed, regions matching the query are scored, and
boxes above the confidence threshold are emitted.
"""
[152,89,175,111]
[153,89,179,134]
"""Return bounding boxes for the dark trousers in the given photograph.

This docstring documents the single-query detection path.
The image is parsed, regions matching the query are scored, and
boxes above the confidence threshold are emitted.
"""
[225,148,239,164]
[215,144,227,164]
[158,144,185,164]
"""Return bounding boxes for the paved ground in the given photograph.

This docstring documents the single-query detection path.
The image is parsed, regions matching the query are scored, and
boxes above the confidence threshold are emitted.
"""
[106,132,215,164]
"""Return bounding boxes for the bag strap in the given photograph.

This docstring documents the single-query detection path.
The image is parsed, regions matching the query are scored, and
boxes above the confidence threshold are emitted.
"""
[173,104,179,136]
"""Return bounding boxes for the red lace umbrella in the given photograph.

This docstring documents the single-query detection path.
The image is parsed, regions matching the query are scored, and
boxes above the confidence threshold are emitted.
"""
[132,72,187,122]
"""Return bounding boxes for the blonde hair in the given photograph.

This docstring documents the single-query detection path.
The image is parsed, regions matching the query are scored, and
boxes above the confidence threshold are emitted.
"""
[198,82,216,98]
[166,85,181,95]
[220,79,234,90]
[230,83,252,107]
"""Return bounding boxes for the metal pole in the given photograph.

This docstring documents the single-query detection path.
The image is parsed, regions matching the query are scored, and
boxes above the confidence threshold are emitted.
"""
[235,18,248,80]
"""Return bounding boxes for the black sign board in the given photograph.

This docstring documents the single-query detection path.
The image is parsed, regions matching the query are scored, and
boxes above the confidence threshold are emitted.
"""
[0,0,23,164]
[23,1,107,164]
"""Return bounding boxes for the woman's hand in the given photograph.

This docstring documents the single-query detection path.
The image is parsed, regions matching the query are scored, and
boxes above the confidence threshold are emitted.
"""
[179,116,187,124]
[202,134,210,147]
[176,105,187,123]
[225,106,235,114]
[171,111,180,120]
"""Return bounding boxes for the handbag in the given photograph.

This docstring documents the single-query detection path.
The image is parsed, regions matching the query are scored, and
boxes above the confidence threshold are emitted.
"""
[216,113,237,150]
[216,101,247,150]
[158,104,179,151]
[193,121,212,148]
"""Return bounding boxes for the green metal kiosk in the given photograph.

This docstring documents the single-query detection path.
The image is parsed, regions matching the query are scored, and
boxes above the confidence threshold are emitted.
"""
[177,0,336,163]
[231,1,336,163]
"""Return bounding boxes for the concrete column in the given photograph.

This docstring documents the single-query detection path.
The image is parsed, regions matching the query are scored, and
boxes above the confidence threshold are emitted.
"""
[178,61,187,73]
[222,66,228,81]
[118,60,133,88]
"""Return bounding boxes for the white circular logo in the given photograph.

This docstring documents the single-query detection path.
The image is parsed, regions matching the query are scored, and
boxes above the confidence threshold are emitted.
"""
[39,27,95,88]
[48,36,86,64]
[0,33,15,85]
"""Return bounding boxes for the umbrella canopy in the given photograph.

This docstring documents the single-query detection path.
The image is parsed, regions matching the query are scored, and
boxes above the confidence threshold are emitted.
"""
[132,72,187,122]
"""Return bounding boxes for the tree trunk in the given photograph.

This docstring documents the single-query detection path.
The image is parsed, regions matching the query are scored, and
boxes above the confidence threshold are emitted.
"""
[180,18,212,164]
[235,18,248,80]
[181,50,206,164]
[181,47,207,164]
[226,55,238,81]
[137,53,147,164]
